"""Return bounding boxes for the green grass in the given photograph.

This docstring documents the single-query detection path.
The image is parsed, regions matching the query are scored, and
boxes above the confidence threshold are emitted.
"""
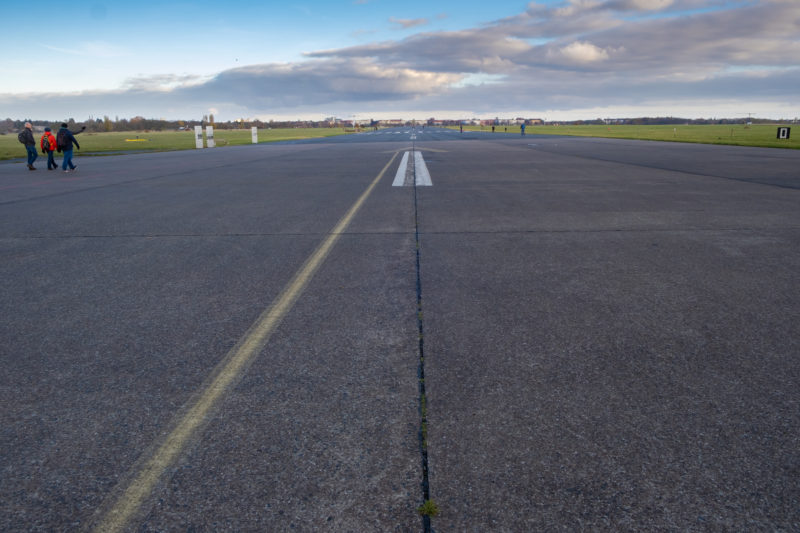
[5,124,796,160]
[417,499,440,517]
[0,127,352,161]
[454,124,800,150]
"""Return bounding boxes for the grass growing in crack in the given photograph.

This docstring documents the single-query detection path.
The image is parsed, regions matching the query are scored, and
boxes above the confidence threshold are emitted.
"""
[417,499,440,517]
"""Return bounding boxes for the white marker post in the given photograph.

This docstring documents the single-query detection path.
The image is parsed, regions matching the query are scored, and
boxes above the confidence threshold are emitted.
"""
[194,125,203,149]
[251,126,258,144]
[206,126,215,148]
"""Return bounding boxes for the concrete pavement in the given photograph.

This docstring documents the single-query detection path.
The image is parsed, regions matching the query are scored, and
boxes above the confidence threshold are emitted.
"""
[1,129,798,531]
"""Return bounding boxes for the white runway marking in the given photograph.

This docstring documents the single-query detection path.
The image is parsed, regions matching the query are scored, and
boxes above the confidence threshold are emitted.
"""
[392,151,411,186]
[413,151,432,186]
[392,151,433,187]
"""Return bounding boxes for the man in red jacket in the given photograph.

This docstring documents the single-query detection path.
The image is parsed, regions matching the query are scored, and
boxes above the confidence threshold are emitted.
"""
[40,127,58,170]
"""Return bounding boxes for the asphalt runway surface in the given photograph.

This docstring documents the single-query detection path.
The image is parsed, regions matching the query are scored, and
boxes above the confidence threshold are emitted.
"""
[1,128,799,531]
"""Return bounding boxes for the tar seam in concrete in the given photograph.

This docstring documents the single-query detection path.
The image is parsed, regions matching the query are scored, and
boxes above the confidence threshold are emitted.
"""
[412,137,434,533]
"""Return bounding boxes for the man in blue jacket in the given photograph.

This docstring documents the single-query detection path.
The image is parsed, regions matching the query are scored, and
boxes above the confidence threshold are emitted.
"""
[56,123,83,173]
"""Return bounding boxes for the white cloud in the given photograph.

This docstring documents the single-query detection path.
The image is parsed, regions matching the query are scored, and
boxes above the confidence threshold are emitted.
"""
[122,74,212,92]
[550,41,611,63]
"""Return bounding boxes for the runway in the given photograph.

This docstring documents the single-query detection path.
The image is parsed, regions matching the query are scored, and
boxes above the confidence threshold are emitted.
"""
[2,128,799,531]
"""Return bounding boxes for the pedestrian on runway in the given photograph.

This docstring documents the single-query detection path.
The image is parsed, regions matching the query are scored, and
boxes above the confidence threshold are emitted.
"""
[521,123,526,136]
[18,122,37,170]
[56,123,83,173]
[40,127,58,170]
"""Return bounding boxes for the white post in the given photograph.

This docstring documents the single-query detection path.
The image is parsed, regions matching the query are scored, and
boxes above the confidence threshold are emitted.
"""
[251,126,258,144]
[206,126,215,148]
[194,125,203,149]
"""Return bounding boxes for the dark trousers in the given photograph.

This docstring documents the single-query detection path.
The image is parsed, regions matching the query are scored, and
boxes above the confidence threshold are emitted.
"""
[26,145,37,166]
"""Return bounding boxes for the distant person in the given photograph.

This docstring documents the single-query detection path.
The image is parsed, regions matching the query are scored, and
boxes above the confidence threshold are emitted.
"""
[40,127,58,170]
[18,122,37,170]
[521,123,526,136]
[460,124,463,134]
[492,125,495,133]
[56,123,84,173]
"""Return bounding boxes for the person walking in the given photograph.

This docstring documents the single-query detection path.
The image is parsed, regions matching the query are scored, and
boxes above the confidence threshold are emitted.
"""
[40,127,58,170]
[56,123,81,173]
[520,122,526,136]
[18,122,37,170]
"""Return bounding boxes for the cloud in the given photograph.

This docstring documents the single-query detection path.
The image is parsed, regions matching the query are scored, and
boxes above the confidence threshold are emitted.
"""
[122,74,211,92]
[187,59,462,108]
[607,0,674,10]
[548,41,612,63]
[389,16,429,29]
[307,30,531,74]
[4,0,799,121]
[554,0,604,17]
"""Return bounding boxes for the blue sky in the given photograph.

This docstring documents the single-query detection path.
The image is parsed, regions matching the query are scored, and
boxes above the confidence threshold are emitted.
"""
[4,1,519,93]
[2,0,798,121]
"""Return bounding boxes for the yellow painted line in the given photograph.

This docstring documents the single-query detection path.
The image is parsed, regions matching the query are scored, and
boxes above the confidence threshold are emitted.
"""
[93,151,399,533]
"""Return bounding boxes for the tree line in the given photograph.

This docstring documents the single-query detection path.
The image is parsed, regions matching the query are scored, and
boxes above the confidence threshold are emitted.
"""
[1,116,350,134]
[3,115,796,134]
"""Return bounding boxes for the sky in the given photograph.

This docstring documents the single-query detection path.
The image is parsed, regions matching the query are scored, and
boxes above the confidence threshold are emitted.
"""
[1,0,798,122]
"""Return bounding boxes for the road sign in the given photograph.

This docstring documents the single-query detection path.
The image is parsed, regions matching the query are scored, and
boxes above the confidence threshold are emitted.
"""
[194,126,203,149]
[777,127,791,139]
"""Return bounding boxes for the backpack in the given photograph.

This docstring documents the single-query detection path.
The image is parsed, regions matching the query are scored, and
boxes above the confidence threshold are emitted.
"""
[42,136,51,151]
[56,129,67,150]
[18,131,26,144]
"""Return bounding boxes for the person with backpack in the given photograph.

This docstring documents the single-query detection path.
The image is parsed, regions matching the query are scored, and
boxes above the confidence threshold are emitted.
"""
[56,123,83,173]
[18,122,37,170]
[40,127,58,170]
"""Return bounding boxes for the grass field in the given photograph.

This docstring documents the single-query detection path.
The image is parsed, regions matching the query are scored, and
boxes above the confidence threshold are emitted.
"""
[456,123,799,150]
[0,127,351,161]
[3,124,797,161]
